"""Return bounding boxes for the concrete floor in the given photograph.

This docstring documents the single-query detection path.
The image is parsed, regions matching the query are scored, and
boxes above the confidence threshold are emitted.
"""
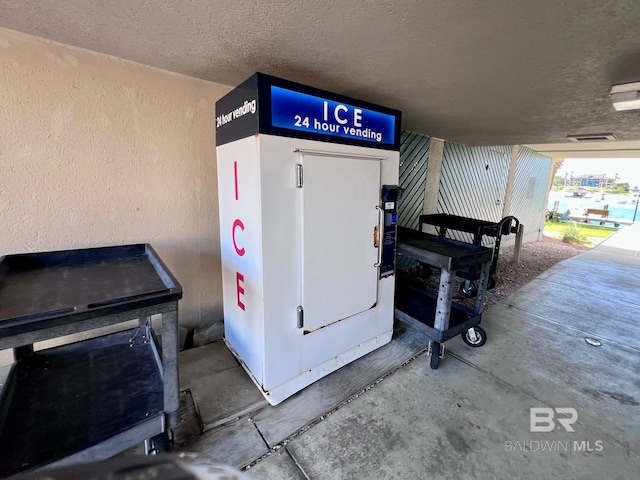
[182,225,640,479]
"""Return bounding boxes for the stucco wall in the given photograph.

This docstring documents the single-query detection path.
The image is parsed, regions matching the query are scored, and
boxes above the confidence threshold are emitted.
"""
[0,28,230,330]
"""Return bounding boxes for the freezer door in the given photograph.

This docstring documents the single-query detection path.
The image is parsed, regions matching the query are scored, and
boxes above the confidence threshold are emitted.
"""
[301,154,381,332]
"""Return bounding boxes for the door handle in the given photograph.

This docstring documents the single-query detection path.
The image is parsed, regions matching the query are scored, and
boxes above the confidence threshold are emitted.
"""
[374,206,383,268]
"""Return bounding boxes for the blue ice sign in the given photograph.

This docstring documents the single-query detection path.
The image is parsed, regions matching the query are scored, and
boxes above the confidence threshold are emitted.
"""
[270,86,396,146]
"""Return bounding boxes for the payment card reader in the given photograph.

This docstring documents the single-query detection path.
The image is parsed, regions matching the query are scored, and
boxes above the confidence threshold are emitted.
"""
[379,185,402,278]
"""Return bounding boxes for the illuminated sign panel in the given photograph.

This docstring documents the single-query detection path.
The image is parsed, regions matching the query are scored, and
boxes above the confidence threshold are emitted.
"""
[215,73,401,150]
[270,86,396,147]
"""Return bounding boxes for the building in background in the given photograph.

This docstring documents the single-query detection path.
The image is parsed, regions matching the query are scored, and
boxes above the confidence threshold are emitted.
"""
[568,173,615,188]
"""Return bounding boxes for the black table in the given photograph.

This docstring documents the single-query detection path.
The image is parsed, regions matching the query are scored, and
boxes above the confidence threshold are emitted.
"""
[0,244,182,477]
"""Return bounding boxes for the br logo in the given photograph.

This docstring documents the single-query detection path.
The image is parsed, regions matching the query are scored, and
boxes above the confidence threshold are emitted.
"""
[530,407,578,433]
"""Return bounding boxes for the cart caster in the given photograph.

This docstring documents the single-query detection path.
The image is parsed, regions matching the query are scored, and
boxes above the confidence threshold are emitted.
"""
[460,281,477,297]
[461,326,486,347]
[429,341,444,369]
[145,432,171,455]
[487,276,496,290]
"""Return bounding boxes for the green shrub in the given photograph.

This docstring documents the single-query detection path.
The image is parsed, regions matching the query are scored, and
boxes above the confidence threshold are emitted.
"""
[562,222,588,245]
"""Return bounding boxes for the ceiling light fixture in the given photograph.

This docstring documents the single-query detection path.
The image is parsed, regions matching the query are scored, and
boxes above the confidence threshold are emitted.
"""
[610,81,640,111]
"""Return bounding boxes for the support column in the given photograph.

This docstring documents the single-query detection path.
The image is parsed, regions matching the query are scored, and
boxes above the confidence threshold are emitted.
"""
[422,138,445,234]
[501,145,520,218]
[513,223,524,263]
[539,157,560,241]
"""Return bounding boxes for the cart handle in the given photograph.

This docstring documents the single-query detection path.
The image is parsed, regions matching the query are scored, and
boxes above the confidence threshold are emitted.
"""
[500,216,520,235]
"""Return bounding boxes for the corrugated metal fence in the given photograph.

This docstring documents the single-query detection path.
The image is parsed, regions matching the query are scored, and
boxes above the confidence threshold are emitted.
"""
[437,143,511,244]
[511,146,552,239]
[396,131,552,270]
[397,131,430,269]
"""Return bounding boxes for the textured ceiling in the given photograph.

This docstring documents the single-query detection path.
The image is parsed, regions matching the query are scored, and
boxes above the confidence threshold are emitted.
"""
[2,0,640,147]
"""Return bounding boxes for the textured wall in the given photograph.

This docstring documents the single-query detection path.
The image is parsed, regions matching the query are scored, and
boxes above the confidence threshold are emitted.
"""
[0,28,230,329]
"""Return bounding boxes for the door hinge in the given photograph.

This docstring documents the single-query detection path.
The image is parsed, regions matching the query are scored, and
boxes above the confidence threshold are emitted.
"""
[295,164,303,188]
[297,306,304,328]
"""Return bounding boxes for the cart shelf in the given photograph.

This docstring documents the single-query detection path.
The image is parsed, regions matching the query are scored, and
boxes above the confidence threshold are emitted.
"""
[0,329,164,477]
[0,244,182,477]
[0,244,180,339]
[397,226,492,270]
[395,284,480,343]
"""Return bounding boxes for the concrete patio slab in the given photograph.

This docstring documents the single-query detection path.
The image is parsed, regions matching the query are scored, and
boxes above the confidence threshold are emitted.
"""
[245,449,306,480]
[502,277,640,351]
[447,303,640,455]
[191,366,268,431]
[180,415,268,469]
[179,342,239,389]
[286,353,640,480]
[576,247,640,265]
[535,254,640,306]
[173,389,203,448]
[595,223,640,257]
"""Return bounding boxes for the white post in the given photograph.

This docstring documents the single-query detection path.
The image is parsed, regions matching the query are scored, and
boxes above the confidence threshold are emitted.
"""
[502,145,520,218]
[513,223,524,263]
[539,158,560,241]
[422,138,445,234]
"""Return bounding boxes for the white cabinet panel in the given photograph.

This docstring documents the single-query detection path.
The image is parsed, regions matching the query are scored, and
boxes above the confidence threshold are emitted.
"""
[301,154,380,332]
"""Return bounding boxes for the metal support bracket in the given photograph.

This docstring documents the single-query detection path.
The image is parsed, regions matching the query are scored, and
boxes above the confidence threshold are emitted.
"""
[129,318,152,347]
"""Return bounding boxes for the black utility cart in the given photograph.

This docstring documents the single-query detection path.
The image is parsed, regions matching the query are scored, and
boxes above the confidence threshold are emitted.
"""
[419,213,519,296]
[0,244,182,478]
[395,227,493,369]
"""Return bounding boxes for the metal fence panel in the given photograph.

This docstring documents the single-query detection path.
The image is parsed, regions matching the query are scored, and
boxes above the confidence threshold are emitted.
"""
[510,146,552,238]
[397,131,430,269]
[437,143,511,244]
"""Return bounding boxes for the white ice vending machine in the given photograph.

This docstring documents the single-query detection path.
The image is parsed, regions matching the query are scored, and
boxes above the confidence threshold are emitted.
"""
[216,73,401,405]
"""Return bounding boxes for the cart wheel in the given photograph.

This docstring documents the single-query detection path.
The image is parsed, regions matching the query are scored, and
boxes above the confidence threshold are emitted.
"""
[487,276,496,290]
[462,326,486,347]
[430,342,441,369]
[146,432,171,455]
[460,282,477,297]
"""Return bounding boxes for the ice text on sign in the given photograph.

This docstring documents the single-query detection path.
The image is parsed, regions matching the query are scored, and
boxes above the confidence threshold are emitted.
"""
[270,86,395,145]
[232,161,246,311]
